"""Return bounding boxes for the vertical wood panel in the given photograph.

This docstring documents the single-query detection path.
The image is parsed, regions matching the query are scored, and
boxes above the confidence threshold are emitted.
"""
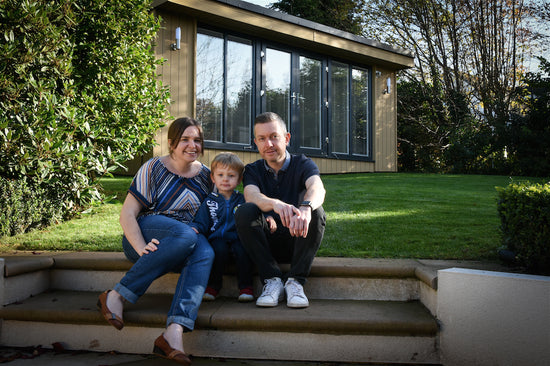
[154,11,195,158]
[373,68,397,172]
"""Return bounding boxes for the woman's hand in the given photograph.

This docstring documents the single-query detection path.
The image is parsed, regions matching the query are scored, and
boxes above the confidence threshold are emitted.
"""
[138,238,160,256]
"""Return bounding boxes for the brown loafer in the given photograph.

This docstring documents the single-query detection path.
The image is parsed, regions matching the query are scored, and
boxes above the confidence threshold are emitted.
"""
[97,290,124,330]
[153,334,191,366]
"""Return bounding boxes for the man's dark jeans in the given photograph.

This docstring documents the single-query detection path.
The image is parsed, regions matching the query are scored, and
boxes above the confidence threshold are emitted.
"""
[235,202,326,285]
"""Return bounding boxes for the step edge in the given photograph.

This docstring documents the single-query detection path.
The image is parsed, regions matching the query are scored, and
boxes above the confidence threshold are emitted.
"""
[0,292,438,337]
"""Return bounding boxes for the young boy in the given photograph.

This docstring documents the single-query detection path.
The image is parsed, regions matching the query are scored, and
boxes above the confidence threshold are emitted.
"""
[191,152,255,302]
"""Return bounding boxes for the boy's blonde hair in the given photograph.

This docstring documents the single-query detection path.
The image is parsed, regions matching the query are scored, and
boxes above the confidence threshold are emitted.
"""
[211,152,245,178]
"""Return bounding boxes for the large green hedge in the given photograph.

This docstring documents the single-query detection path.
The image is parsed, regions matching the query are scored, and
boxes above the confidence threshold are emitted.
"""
[0,177,64,237]
[0,0,169,224]
[496,182,550,274]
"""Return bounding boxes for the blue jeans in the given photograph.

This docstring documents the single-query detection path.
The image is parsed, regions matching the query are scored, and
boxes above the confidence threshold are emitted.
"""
[114,214,214,331]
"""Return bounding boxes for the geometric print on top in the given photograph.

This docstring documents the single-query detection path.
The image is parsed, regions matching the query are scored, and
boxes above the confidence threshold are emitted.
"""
[128,157,212,223]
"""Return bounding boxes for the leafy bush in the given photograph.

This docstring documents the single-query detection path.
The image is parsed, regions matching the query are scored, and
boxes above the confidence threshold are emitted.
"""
[0,177,63,237]
[496,182,550,274]
[0,0,169,223]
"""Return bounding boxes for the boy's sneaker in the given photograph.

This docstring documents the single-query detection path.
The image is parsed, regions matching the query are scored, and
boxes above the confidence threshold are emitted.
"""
[256,277,284,307]
[238,287,254,302]
[202,286,218,301]
[285,278,309,308]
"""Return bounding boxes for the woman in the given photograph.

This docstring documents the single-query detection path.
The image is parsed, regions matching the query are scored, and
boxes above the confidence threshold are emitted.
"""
[97,117,213,365]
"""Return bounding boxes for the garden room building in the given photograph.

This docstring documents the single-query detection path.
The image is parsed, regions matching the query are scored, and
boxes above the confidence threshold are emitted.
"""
[145,0,414,174]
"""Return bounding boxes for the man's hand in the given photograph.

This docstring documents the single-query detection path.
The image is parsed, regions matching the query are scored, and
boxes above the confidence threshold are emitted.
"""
[272,200,301,228]
[288,206,312,238]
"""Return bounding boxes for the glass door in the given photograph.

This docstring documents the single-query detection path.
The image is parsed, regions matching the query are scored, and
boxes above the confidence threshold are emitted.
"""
[264,48,291,127]
[295,55,323,153]
[261,46,326,155]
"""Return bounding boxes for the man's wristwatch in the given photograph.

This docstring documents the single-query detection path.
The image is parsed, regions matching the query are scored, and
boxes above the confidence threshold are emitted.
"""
[299,201,313,210]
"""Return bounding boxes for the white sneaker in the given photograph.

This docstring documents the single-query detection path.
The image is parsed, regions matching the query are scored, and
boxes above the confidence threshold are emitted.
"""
[285,278,309,308]
[256,277,284,307]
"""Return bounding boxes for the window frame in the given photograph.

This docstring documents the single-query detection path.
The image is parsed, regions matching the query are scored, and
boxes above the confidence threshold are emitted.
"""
[196,26,373,162]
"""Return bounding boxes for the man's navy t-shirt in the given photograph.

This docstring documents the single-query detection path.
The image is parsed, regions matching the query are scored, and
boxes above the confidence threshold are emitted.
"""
[242,153,320,215]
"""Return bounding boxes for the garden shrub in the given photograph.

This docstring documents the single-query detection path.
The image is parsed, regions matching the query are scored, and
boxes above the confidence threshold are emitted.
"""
[0,0,170,227]
[496,182,550,274]
[0,177,63,237]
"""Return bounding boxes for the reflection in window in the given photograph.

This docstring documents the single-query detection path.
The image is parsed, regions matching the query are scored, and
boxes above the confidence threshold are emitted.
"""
[352,68,369,156]
[196,31,223,142]
[299,57,322,149]
[331,62,349,154]
[196,32,253,144]
[265,48,291,127]
[226,37,252,144]
[195,28,372,160]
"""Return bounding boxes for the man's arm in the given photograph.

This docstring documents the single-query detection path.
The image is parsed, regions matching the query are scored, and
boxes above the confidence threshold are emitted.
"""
[243,184,300,228]
[289,175,326,238]
[301,175,326,211]
[243,174,326,236]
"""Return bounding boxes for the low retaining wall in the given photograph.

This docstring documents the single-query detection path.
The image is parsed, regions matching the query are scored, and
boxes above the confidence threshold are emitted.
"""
[437,268,550,366]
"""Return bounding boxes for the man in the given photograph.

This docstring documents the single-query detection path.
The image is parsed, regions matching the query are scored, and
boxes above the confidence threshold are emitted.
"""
[235,112,326,308]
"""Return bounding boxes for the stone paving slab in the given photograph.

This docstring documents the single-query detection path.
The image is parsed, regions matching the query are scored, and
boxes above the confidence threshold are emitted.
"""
[0,290,437,336]
[0,347,441,365]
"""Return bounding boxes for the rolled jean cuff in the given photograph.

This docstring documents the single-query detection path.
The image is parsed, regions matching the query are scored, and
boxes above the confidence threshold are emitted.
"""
[167,315,195,332]
[113,283,139,304]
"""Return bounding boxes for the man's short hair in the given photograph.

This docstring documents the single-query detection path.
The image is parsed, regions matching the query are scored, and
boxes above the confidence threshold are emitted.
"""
[254,112,287,134]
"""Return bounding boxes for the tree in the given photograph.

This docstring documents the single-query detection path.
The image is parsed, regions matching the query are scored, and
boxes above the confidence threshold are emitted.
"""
[362,0,538,173]
[271,0,364,34]
[509,57,550,176]
[0,0,169,219]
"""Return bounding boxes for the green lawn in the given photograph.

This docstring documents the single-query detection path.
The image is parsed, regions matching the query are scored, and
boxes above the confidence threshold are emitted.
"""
[0,173,536,260]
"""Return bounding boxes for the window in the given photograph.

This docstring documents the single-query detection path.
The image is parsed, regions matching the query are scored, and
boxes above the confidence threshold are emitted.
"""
[330,62,350,154]
[226,36,253,144]
[196,27,372,160]
[196,30,223,142]
[196,31,253,145]
[265,48,291,125]
[298,56,322,150]
[352,68,370,156]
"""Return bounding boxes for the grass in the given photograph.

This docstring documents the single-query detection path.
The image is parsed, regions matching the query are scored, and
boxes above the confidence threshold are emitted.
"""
[0,173,539,260]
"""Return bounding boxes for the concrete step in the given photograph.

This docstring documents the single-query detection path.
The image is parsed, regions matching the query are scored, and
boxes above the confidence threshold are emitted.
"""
[1,252,433,303]
[1,252,509,363]
[0,290,439,364]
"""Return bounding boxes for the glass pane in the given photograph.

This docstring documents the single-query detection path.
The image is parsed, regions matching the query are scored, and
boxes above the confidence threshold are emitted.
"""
[299,56,322,149]
[265,48,291,126]
[331,62,349,154]
[196,31,223,142]
[226,37,252,144]
[352,68,369,156]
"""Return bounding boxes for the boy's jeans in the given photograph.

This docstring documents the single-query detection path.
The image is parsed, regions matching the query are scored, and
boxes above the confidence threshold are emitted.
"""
[114,214,214,331]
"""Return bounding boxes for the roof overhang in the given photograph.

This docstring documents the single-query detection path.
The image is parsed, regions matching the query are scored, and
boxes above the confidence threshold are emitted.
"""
[152,0,414,70]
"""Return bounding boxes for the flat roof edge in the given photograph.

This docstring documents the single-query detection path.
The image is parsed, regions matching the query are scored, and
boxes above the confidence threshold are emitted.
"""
[216,0,413,58]
[155,0,413,60]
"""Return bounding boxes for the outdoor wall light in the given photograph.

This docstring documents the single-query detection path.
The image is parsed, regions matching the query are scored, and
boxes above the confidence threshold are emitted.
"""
[171,27,181,51]
[384,77,391,94]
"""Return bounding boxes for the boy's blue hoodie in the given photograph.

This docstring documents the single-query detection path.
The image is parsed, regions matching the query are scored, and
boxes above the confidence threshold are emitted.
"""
[191,190,245,242]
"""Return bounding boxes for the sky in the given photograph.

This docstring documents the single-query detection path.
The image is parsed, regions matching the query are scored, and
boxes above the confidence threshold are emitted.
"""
[245,0,273,7]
